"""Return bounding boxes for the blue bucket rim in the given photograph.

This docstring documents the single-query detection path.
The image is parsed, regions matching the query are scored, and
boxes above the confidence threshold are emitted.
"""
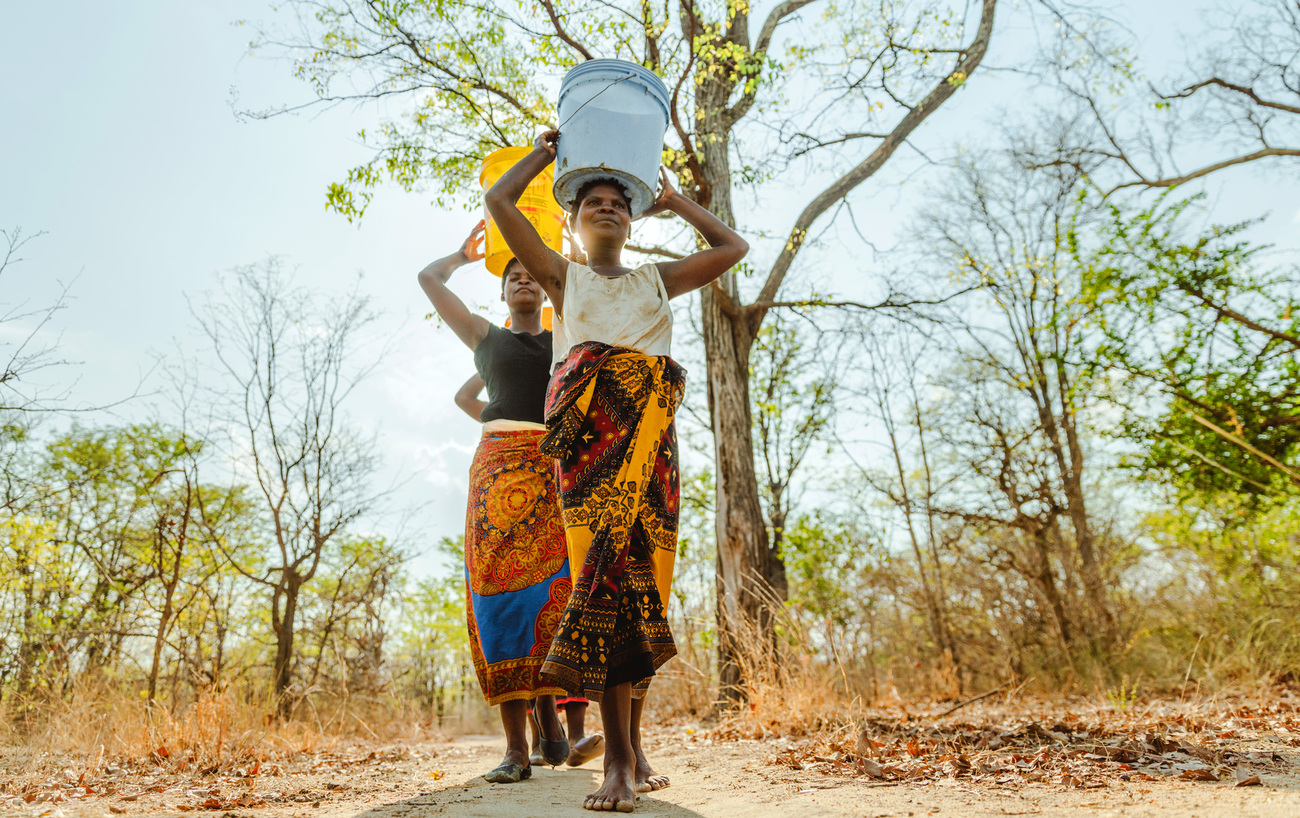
[559,59,670,115]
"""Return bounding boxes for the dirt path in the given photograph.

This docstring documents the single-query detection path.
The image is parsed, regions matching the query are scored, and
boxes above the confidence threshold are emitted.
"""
[322,733,1300,818]
[19,726,1299,818]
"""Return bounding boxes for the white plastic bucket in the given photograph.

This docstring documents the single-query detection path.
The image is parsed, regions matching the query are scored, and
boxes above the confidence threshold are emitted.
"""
[553,59,670,218]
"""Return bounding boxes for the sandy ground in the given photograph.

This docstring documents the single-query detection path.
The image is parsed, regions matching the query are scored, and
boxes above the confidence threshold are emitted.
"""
[324,733,1300,818]
[9,725,1300,818]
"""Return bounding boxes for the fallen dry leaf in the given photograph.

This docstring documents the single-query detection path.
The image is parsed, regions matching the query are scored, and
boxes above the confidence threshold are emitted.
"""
[857,757,886,779]
[1235,766,1262,787]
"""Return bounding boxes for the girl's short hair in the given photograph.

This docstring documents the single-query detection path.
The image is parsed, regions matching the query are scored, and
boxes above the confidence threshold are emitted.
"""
[569,178,633,218]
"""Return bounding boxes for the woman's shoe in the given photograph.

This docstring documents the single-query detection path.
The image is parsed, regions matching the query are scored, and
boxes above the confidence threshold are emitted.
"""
[530,708,570,767]
[566,734,605,767]
[484,762,532,784]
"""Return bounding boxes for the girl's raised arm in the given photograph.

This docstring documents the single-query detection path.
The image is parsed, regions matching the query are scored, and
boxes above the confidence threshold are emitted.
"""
[417,221,493,351]
[646,169,750,299]
[484,132,570,313]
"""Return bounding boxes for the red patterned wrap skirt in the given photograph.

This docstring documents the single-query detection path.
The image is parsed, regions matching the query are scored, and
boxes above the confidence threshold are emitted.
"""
[464,428,571,705]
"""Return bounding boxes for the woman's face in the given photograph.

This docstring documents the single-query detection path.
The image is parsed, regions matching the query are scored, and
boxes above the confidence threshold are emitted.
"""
[575,183,632,248]
[503,262,543,311]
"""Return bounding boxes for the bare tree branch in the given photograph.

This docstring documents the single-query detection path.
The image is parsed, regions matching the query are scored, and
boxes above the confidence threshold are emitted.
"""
[539,0,596,60]
[625,242,686,259]
[1106,146,1300,196]
[749,288,978,314]
[750,0,998,329]
[1160,77,1300,116]
[726,0,822,125]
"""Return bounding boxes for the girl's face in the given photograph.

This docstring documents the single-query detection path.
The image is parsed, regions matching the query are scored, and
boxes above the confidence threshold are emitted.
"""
[574,183,632,248]
[503,263,543,311]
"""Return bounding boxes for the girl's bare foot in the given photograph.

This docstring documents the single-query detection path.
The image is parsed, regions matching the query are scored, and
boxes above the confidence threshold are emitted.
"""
[584,751,636,812]
[633,743,669,792]
[589,681,637,811]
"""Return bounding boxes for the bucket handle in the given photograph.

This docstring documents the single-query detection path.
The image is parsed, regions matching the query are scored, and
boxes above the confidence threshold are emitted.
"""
[557,72,639,130]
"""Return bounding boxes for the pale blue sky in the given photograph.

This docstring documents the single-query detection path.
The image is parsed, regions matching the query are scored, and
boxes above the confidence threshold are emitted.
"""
[2,1,1296,576]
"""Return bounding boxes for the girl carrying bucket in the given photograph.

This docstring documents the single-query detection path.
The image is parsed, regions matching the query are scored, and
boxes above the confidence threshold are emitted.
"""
[486,130,748,812]
[417,221,573,783]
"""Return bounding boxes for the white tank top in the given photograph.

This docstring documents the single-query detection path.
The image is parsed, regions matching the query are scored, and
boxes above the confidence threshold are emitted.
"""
[551,261,673,370]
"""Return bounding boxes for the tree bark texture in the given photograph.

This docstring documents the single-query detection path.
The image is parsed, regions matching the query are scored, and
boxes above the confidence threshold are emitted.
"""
[272,573,302,715]
[702,284,774,700]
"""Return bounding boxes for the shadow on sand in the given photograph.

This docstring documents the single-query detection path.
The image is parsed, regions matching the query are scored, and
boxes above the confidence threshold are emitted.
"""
[348,765,707,817]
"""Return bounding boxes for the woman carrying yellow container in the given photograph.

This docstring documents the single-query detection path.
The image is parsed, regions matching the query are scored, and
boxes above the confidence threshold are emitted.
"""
[416,148,572,783]
[452,379,607,772]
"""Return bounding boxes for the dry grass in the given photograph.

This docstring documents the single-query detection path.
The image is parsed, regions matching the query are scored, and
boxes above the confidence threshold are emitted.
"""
[0,682,446,778]
[697,601,1300,795]
[649,611,718,720]
[658,589,1300,746]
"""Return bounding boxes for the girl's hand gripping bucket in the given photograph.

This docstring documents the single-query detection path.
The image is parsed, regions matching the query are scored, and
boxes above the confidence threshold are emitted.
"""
[478,147,566,276]
[553,60,671,218]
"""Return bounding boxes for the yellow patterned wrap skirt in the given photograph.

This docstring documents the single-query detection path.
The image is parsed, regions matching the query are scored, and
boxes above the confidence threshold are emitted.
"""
[538,342,685,699]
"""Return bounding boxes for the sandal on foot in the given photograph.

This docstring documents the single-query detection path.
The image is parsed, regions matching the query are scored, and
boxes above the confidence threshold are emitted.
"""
[530,708,570,767]
[529,748,545,767]
[484,762,532,784]
[567,734,605,767]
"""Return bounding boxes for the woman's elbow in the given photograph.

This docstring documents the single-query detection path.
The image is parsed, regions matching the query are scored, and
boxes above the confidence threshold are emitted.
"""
[730,237,750,264]
[417,262,442,286]
[484,188,510,217]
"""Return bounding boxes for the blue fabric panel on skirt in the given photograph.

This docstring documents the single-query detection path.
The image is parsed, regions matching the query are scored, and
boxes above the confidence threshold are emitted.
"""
[468,560,570,665]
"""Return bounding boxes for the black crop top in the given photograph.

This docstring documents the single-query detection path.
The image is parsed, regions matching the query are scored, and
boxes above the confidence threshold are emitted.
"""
[472,325,553,424]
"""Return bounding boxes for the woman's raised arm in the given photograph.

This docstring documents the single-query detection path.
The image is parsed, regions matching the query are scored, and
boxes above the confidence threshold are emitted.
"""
[484,132,570,313]
[417,221,493,351]
[645,169,750,299]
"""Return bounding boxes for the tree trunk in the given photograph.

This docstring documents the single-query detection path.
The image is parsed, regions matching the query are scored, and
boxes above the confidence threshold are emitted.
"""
[148,588,175,703]
[1024,349,1113,645]
[148,535,184,703]
[16,541,33,696]
[887,421,950,662]
[703,285,773,702]
[273,573,301,716]
[1054,364,1114,643]
[766,503,790,601]
[1027,524,1073,648]
[683,71,782,701]
[915,400,961,671]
